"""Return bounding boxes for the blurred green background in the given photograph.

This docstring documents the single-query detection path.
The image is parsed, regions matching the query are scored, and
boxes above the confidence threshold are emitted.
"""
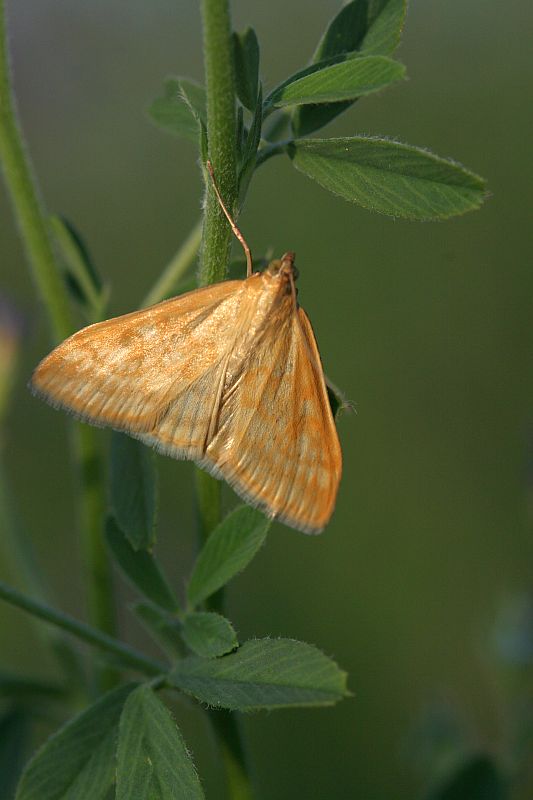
[1,1,532,798]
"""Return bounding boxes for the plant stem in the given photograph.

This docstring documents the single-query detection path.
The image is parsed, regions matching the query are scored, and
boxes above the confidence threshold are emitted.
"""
[194,468,222,547]
[199,0,238,287]
[197,2,254,798]
[210,712,254,800]
[0,580,166,677]
[71,425,116,659]
[197,0,237,548]
[0,0,114,682]
[141,218,203,308]
[0,0,72,344]
[262,110,290,142]
[256,139,291,169]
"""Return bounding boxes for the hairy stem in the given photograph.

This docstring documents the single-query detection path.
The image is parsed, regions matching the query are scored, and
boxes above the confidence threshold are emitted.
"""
[71,424,117,690]
[197,2,254,798]
[195,468,222,547]
[199,0,238,287]
[0,580,166,677]
[0,0,72,343]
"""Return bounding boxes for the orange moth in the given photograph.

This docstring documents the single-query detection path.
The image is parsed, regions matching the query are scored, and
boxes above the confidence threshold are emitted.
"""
[31,164,342,533]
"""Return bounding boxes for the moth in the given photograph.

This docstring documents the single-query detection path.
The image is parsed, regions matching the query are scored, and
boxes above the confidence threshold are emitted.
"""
[31,165,342,533]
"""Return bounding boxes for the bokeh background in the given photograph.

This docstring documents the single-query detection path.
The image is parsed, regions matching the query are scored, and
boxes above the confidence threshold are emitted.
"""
[1,1,532,798]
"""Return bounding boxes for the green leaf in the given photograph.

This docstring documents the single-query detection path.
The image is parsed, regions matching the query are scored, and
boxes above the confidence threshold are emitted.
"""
[187,505,270,609]
[293,0,407,136]
[362,0,407,56]
[236,104,245,163]
[133,601,183,658]
[170,638,349,711]
[110,432,158,550]
[268,56,404,109]
[238,84,263,204]
[0,708,30,800]
[182,612,238,658]
[289,137,487,220]
[313,0,368,61]
[233,28,260,111]
[293,1,368,137]
[116,685,204,800]
[50,216,106,320]
[148,78,206,142]
[105,517,178,612]
[16,684,136,800]
[199,119,209,170]
[425,755,506,800]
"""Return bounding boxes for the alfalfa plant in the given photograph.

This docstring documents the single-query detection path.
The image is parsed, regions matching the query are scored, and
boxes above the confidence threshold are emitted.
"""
[0,1,486,797]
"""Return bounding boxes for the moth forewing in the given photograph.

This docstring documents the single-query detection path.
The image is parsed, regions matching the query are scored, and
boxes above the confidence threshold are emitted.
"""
[31,258,342,533]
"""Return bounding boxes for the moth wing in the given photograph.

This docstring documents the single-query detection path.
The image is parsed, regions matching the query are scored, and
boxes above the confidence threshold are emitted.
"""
[204,304,342,533]
[31,281,244,460]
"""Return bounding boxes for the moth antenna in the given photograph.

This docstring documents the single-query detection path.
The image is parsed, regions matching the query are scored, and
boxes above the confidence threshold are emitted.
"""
[206,160,253,278]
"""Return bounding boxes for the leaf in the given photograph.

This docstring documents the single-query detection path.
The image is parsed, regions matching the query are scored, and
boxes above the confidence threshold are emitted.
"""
[116,685,204,800]
[362,0,407,56]
[105,517,178,612]
[15,684,136,800]
[315,0,369,61]
[236,104,245,163]
[425,754,506,800]
[238,84,263,204]
[50,216,106,320]
[182,612,238,659]
[289,137,487,220]
[199,119,209,170]
[293,0,407,136]
[170,638,349,711]
[110,432,158,550]
[233,28,260,111]
[148,78,206,142]
[187,505,270,609]
[134,601,183,658]
[59,737,117,800]
[0,708,30,800]
[267,56,404,109]
[292,1,367,136]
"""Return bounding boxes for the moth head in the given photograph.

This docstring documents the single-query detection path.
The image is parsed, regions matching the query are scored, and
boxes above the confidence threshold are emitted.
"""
[265,252,299,282]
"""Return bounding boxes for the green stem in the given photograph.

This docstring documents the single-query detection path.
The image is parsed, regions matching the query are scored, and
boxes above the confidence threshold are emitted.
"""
[256,139,291,169]
[0,0,114,680]
[0,0,72,344]
[194,467,222,547]
[198,2,254,798]
[141,218,203,308]
[199,0,238,287]
[262,110,290,142]
[71,424,117,691]
[210,712,254,800]
[0,580,166,677]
